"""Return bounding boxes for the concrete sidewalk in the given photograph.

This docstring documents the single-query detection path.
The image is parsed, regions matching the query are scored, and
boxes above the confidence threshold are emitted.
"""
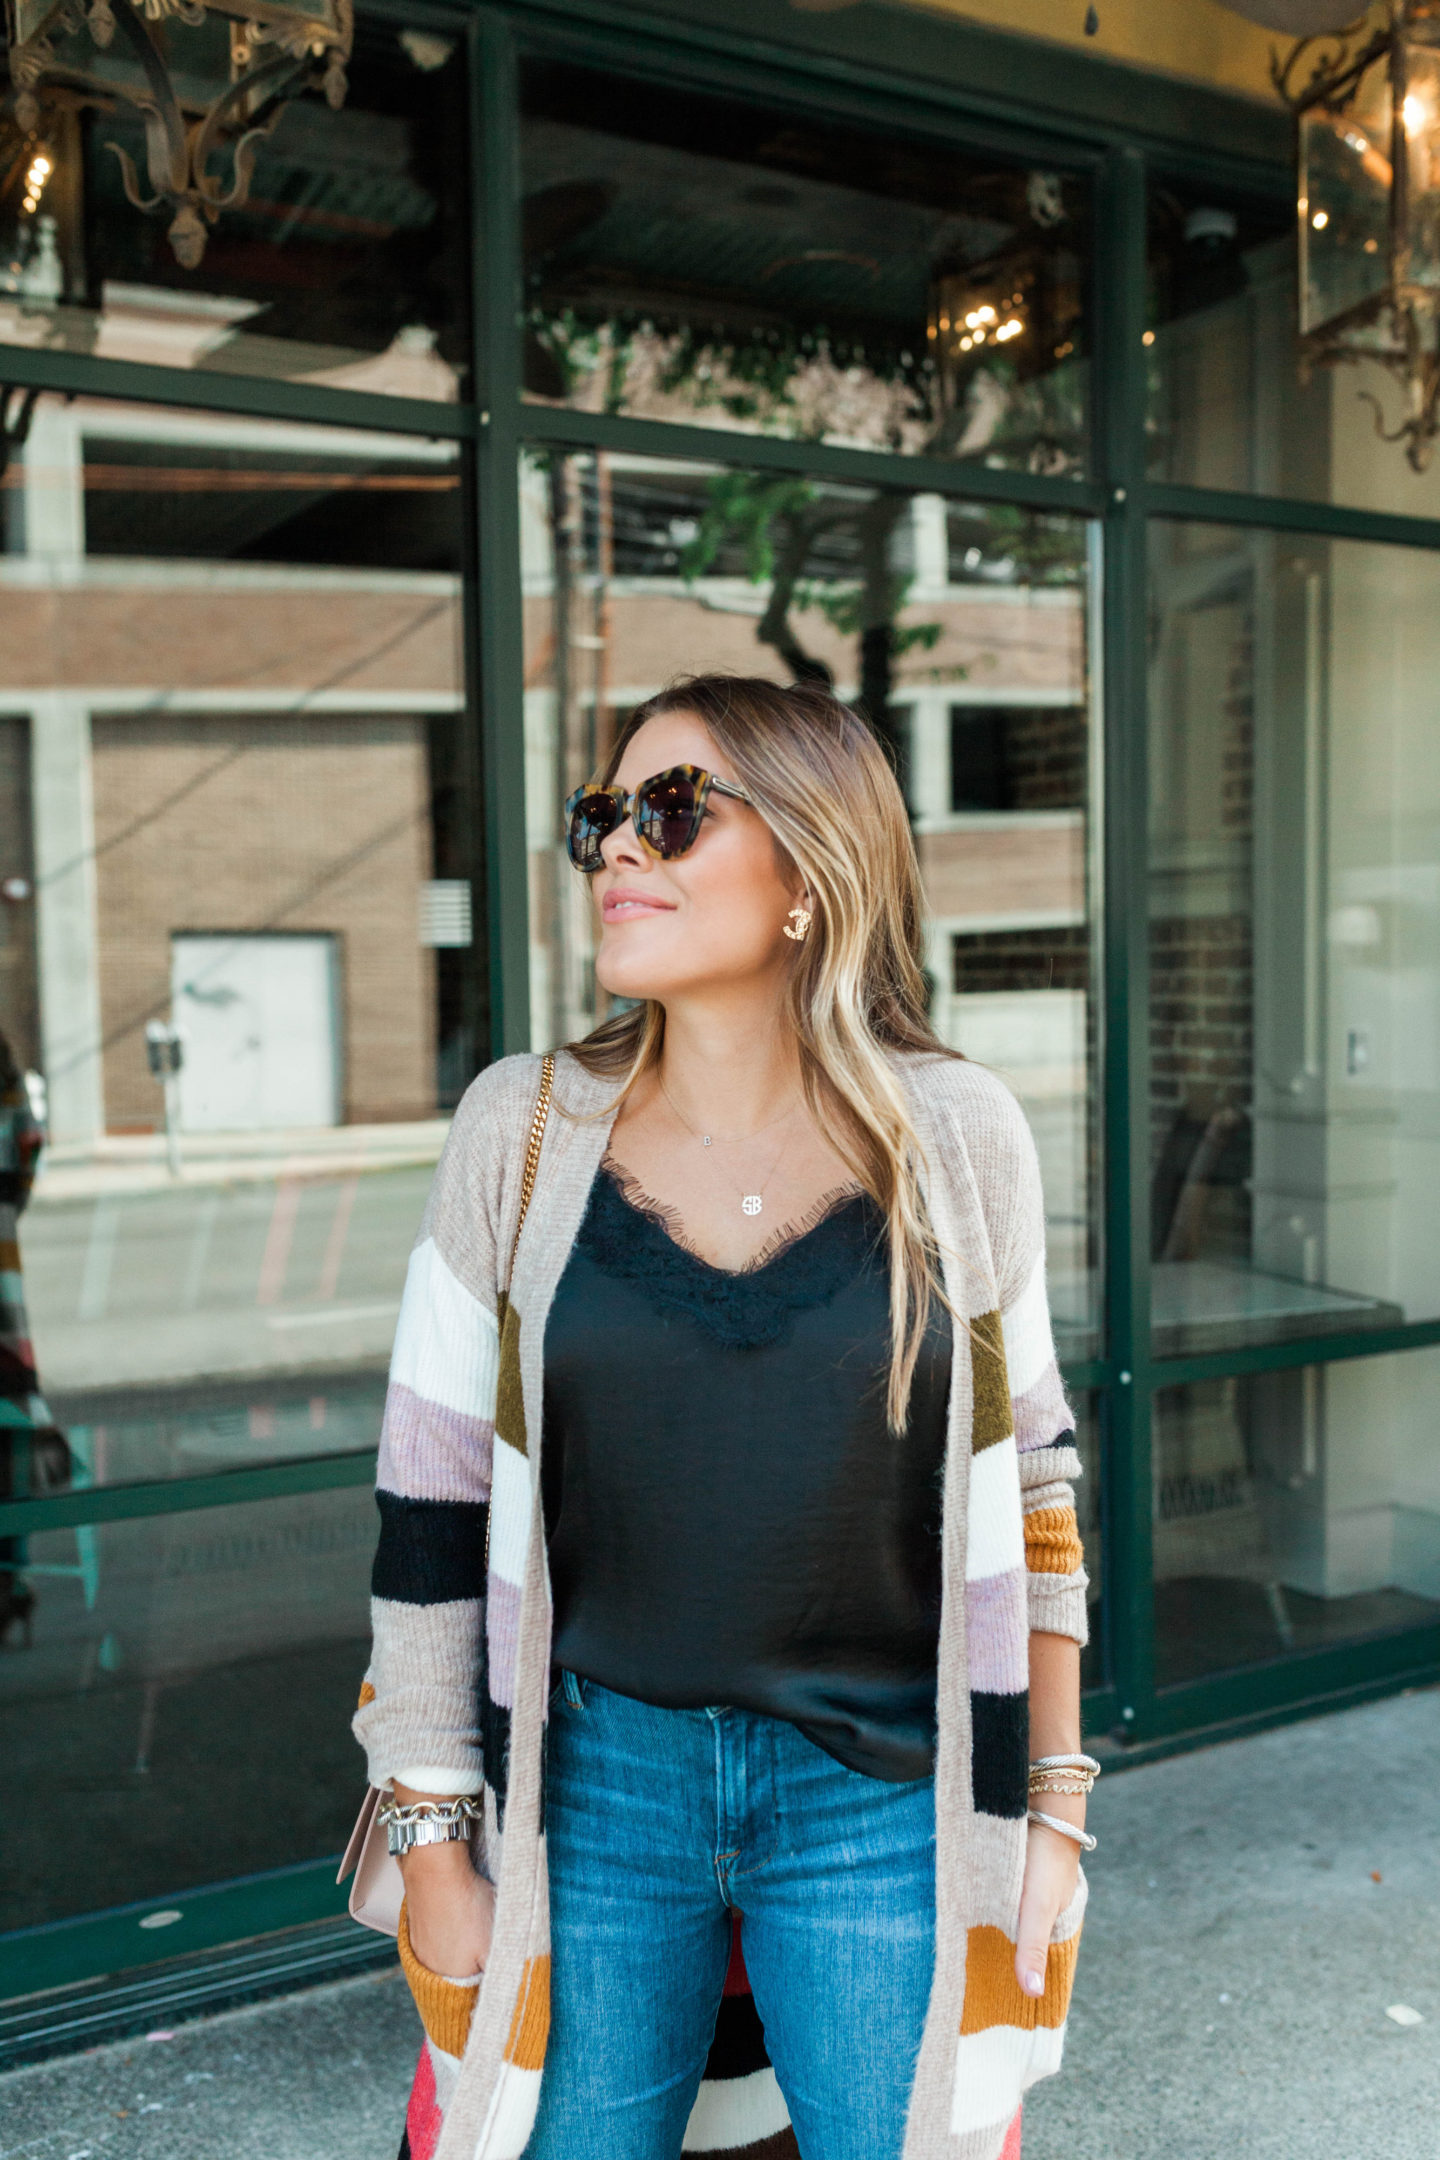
[1,1686,1435,2160]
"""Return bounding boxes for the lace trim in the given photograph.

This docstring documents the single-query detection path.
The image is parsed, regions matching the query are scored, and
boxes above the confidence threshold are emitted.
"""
[601,1158,864,1274]
[575,1157,880,1349]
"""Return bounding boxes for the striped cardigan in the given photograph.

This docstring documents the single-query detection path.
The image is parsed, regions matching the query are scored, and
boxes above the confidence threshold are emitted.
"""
[355,1048,1089,2160]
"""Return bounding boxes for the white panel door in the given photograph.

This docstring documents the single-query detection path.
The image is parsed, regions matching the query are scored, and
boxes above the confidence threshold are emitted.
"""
[172,934,340,1132]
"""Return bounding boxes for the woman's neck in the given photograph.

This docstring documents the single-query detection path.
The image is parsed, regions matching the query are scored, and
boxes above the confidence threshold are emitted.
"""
[653,999,802,1141]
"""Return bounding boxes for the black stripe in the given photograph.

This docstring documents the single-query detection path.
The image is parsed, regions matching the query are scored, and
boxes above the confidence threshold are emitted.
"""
[371,1491,489,1604]
[704,1988,772,2082]
[970,1689,1029,1819]
[481,1689,511,1826]
[396,2133,411,2160]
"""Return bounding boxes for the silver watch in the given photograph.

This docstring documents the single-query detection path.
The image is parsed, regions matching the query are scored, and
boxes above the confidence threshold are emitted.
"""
[379,1796,482,1858]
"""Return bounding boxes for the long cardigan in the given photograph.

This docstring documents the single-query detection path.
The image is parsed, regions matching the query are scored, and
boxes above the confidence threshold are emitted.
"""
[355,1047,1090,2160]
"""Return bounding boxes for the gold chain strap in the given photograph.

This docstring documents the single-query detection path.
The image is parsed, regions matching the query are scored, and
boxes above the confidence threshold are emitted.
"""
[486,1053,555,1584]
[508,1052,555,1292]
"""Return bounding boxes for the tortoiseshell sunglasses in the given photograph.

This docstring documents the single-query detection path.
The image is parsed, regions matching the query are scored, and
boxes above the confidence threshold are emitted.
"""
[564,763,753,873]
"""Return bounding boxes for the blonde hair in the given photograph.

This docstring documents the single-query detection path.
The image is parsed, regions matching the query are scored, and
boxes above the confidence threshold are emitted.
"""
[567,673,959,1430]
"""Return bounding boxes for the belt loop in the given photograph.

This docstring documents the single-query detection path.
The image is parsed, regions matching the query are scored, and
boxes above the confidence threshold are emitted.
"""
[562,1668,585,1710]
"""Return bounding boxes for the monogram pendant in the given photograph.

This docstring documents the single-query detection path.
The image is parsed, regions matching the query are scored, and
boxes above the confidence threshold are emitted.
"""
[742,1195,762,1216]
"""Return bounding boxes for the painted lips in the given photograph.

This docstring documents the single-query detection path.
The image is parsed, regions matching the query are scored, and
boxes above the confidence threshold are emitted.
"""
[601,889,675,922]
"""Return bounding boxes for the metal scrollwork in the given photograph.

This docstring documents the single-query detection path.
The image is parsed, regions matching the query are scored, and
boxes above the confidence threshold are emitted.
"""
[4,0,353,264]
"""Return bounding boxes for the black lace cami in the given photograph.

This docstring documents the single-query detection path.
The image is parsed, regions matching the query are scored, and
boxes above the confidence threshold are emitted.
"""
[540,1159,953,1781]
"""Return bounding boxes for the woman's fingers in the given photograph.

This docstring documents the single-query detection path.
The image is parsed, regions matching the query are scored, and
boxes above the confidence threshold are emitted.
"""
[1014,1888,1051,1999]
[1014,1829,1078,1998]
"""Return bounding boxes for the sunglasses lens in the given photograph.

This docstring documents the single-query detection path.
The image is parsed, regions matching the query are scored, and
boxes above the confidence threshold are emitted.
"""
[636,771,702,858]
[567,792,619,871]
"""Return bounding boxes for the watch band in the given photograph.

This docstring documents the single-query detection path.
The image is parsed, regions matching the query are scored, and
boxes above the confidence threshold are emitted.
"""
[378,1796,483,1859]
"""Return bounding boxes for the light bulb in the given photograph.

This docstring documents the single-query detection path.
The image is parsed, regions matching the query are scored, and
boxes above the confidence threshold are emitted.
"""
[1403,92,1428,135]
[1142,329,1155,346]
[1312,209,1329,230]
[977,304,996,324]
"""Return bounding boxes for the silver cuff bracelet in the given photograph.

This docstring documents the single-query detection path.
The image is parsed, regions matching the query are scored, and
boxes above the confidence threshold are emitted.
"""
[377,1796,483,1859]
[1027,1808,1097,1852]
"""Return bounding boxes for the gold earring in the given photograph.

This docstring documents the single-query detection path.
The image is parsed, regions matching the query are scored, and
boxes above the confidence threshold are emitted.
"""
[783,905,812,943]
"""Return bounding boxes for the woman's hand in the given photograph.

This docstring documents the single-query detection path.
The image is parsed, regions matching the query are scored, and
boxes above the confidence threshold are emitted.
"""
[1015,1814,1081,1999]
[402,1841,496,1977]
[392,1785,495,1978]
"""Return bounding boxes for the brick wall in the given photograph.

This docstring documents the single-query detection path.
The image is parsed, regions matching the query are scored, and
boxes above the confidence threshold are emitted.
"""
[1004,702,1088,811]
[1149,620,1255,1260]
[92,714,436,1130]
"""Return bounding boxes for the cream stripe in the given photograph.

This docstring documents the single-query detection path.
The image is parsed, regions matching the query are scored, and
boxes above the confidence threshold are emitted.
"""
[479,2063,542,2160]
[394,1763,485,1796]
[965,1435,1025,1583]
[390,1237,499,1421]
[1001,1248,1053,1400]
[948,2022,1066,2135]
[682,2067,791,2151]
[487,1436,531,1589]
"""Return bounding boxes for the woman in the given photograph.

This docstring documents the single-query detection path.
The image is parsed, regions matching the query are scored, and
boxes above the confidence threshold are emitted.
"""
[356,675,1092,2160]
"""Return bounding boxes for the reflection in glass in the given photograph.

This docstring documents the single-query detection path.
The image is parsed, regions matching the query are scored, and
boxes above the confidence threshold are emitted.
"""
[1071,1391,1104,1694]
[522,450,1100,1354]
[0,16,469,400]
[1,395,478,1510]
[1147,170,1440,515]
[521,63,1089,474]
[0,1486,373,1926]
[1148,521,1440,1354]
[1154,1349,1440,1688]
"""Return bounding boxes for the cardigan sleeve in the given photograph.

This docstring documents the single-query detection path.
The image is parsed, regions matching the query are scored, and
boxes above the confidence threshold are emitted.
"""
[953,1062,1091,1646]
[352,1054,541,1793]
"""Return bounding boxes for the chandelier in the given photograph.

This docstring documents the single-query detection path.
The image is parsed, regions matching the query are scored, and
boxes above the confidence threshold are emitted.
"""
[4,0,352,269]
[1275,1,1440,469]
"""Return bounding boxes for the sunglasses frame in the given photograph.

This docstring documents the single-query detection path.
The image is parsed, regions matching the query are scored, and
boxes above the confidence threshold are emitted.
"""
[564,762,752,872]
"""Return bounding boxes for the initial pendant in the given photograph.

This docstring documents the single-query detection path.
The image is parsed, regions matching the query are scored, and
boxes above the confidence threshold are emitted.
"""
[742,1195,762,1217]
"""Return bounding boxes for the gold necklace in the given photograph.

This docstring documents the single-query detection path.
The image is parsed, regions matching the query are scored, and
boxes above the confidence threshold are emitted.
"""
[658,1072,799,1217]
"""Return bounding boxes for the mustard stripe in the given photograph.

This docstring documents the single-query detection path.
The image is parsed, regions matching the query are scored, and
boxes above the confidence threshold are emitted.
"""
[504,1954,551,2071]
[397,1902,481,2058]
[960,1922,1081,2035]
[1024,1504,1084,1576]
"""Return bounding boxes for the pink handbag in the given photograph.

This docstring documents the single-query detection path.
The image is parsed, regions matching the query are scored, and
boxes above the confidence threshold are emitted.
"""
[337,1054,556,1937]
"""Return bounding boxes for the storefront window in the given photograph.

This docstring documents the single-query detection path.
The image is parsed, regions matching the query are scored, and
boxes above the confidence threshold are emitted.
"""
[520,63,1090,476]
[1,395,478,1495]
[0,1485,373,1929]
[1153,1347,1440,1688]
[520,450,1101,1357]
[1147,172,1440,520]
[1148,520,1440,1357]
[0,17,470,401]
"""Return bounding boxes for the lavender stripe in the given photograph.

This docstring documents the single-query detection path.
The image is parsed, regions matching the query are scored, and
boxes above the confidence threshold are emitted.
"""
[485,1571,523,1710]
[378,1382,494,1504]
[1013,1360,1073,1455]
[964,1566,1029,1695]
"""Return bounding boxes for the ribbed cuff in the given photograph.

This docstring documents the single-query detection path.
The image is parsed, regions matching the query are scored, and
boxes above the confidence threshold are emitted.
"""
[1027,1565,1090,1644]
[393,1765,486,1797]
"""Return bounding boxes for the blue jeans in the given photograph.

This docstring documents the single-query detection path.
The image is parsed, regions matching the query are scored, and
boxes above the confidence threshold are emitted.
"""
[526,1675,936,2160]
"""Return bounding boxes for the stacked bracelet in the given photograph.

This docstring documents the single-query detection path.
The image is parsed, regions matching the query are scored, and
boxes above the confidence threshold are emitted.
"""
[377,1795,483,1858]
[1028,1751,1101,1799]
